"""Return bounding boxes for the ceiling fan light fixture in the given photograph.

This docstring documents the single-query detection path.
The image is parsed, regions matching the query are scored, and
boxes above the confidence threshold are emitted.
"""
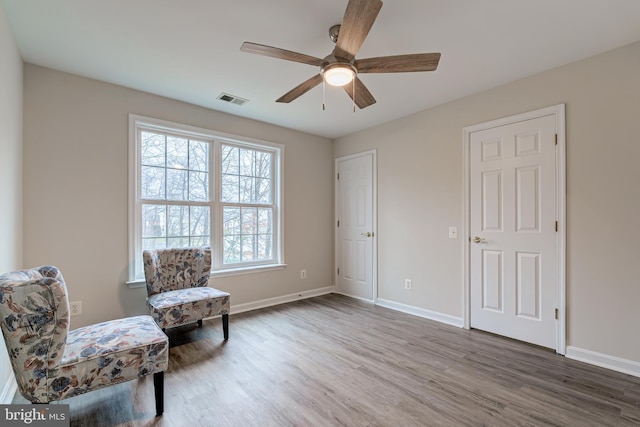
[323,63,356,87]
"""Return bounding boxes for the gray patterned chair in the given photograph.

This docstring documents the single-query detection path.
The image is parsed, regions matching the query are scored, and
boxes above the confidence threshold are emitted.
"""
[143,247,230,340]
[0,266,169,416]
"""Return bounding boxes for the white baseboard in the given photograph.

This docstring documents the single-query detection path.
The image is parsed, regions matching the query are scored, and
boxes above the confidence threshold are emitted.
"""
[230,286,335,315]
[375,298,464,328]
[1,373,16,404]
[566,346,640,378]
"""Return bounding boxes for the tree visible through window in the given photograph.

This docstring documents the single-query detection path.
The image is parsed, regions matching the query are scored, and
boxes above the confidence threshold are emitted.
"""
[221,145,273,264]
[129,115,282,281]
[140,131,211,251]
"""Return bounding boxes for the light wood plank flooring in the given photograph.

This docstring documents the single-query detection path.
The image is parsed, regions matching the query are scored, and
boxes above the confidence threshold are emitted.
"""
[13,294,640,426]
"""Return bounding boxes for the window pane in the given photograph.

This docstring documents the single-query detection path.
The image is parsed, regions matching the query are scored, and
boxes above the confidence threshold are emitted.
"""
[258,208,273,234]
[190,206,210,237]
[166,136,189,170]
[166,168,188,200]
[141,132,165,167]
[224,236,241,264]
[255,151,272,179]
[222,145,239,175]
[167,205,189,237]
[257,234,272,259]
[240,176,254,203]
[222,175,239,203]
[142,238,167,251]
[241,235,255,262]
[141,166,165,200]
[189,140,209,172]
[167,237,189,248]
[190,236,210,247]
[223,207,241,235]
[241,208,257,234]
[142,204,166,238]
[239,149,254,176]
[256,178,272,204]
[189,171,209,201]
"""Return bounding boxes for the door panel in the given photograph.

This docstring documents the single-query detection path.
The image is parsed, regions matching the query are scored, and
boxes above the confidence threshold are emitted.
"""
[482,249,503,312]
[482,170,503,231]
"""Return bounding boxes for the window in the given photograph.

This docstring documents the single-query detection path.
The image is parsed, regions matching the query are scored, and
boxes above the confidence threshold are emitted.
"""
[129,115,283,282]
[221,145,274,264]
[140,131,212,250]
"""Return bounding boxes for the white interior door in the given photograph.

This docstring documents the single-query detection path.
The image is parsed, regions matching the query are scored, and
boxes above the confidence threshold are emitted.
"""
[336,152,375,301]
[469,113,558,349]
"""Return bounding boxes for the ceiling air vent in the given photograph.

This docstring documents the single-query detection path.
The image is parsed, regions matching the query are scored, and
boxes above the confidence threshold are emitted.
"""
[217,93,249,106]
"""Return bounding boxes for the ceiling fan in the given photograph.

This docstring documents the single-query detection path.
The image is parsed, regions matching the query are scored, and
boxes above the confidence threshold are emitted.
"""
[240,0,441,109]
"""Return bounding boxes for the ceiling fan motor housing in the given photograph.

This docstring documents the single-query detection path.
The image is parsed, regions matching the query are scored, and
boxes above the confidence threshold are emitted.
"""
[329,24,341,43]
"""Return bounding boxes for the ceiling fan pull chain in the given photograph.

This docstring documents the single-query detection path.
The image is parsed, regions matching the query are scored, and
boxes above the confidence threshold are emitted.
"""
[352,78,356,113]
[322,79,326,111]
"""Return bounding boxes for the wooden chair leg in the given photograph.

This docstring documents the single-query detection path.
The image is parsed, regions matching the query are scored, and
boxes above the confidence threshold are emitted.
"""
[222,313,229,340]
[154,371,164,416]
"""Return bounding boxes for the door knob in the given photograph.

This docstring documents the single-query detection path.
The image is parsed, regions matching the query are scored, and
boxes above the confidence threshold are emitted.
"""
[361,232,373,237]
[473,236,486,243]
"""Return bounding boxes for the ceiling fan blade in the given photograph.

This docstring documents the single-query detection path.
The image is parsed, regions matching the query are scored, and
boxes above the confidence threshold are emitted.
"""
[276,74,324,103]
[343,77,377,109]
[241,42,324,67]
[356,53,441,73]
[334,0,383,61]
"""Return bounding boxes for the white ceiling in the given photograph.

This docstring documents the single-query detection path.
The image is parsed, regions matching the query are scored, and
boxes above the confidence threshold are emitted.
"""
[3,0,640,139]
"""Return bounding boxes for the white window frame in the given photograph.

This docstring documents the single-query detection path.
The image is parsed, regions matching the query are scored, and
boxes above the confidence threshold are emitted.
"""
[127,114,285,285]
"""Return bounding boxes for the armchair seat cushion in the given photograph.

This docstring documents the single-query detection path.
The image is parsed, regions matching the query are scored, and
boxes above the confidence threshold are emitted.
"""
[147,287,230,329]
[48,315,168,401]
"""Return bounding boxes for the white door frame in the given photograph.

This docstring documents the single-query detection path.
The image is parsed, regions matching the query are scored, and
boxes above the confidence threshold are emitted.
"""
[334,150,378,302]
[462,104,566,354]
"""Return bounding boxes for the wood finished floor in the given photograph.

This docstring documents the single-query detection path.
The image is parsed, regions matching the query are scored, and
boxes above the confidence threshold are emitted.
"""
[13,294,640,426]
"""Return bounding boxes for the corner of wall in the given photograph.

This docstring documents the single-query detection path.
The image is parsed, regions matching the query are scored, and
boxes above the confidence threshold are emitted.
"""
[0,0,24,405]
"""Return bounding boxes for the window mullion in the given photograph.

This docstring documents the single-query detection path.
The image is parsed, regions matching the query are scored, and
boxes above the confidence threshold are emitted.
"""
[213,140,222,269]
[141,199,209,206]
[164,135,169,248]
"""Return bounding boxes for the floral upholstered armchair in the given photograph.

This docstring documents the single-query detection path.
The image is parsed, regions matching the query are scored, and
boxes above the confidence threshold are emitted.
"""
[0,266,168,416]
[143,247,230,339]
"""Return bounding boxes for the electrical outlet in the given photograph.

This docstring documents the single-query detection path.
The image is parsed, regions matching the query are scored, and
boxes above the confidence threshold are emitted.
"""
[404,279,412,290]
[70,301,82,316]
[301,269,307,279]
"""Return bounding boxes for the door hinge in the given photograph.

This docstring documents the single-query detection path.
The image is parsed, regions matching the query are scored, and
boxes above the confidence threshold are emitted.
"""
[555,134,558,145]
[337,220,340,227]
[555,221,558,232]
[337,173,340,180]
[337,267,339,276]
[554,308,558,319]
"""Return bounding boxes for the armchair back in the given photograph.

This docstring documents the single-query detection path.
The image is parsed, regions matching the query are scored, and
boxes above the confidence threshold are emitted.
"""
[143,247,212,297]
[0,266,70,403]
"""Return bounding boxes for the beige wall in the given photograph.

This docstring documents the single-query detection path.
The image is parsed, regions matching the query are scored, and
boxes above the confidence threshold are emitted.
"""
[335,41,640,363]
[23,65,334,329]
[11,9,640,382]
[0,2,23,401]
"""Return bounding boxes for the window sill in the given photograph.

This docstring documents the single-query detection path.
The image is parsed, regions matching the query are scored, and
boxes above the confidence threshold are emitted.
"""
[211,263,287,278]
[125,263,287,288]
[126,279,147,289]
